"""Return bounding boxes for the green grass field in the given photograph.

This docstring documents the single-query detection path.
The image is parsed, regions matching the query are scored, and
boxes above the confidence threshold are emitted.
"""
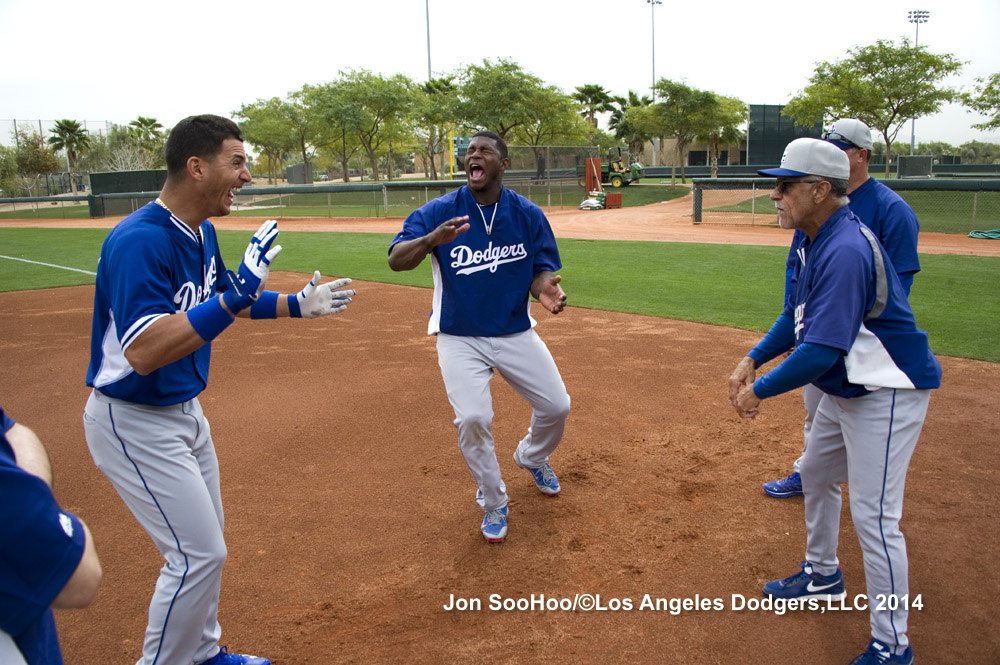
[1,227,997,362]
[707,189,1000,235]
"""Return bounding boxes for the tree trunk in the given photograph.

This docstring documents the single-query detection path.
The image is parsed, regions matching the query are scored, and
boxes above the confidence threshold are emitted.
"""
[710,134,719,178]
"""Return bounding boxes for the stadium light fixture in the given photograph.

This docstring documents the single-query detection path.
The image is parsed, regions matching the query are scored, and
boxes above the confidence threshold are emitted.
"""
[908,10,929,155]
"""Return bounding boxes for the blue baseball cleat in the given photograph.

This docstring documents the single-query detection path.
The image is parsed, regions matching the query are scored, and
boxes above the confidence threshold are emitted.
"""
[481,506,508,543]
[763,561,846,601]
[762,471,803,498]
[199,646,270,665]
[848,638,914,664]
[513,449,560,496]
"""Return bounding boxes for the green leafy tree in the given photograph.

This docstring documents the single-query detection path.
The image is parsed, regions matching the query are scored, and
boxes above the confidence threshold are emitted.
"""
[236,97,299,183]
[639,80,717,184]
[694,94,748,177]
[915,141,959,158]
[414,77,459,180]
[609,91,653,165]
[963,72,1000,132]
[782,38,963,176]
[303,83,364,183]
[76,124,151,173]
[456,58,547,139]
[0,144,19,196]
[573,84,615,146]
[958,140,1000,165]
[13,127,61,195]
[512,86,591,179]
[309,70,416,182]
[47,119,91,193]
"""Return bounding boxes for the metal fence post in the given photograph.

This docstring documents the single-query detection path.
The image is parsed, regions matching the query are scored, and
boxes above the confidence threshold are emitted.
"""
[692,184,702,223]
[751,182,756,226]
[973,191,979,225]
[382,185,389,218]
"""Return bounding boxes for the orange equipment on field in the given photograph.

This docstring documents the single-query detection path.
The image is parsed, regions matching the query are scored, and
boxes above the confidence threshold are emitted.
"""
[584,157,603,193]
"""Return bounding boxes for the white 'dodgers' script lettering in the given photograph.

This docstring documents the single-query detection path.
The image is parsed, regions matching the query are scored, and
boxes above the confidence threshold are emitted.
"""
[451,242,528,275]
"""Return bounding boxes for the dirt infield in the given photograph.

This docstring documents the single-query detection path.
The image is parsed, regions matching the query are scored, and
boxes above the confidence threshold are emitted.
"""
[2,203,998,664]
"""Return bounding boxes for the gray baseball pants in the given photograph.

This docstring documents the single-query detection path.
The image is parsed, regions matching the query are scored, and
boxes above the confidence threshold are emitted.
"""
[801,387,931,656]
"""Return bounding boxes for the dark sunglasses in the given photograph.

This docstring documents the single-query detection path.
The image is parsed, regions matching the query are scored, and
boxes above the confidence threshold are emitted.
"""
[821,130,861,149]
[775,179,823,194]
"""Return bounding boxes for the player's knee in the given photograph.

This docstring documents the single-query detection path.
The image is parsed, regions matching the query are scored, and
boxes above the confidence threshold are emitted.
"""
[454,412,493,436]
[539,392,571,421]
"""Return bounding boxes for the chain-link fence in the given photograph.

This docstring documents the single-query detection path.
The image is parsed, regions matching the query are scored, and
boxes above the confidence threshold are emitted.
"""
[691,178,1000,234]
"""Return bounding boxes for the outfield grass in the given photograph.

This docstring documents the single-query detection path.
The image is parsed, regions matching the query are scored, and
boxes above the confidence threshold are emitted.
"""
[0,228,996,362]
[706,189,1000,235]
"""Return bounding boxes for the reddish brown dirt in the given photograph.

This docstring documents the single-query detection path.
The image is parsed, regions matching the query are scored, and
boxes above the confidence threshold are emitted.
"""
[2,203,998,664]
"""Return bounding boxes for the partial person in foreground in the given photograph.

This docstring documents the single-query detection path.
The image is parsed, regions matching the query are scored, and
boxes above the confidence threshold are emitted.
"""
[82,114,355,665]
[761,118,922,499]
[388,131,571,544]
[728,138,941,665]
[1,405,103,665]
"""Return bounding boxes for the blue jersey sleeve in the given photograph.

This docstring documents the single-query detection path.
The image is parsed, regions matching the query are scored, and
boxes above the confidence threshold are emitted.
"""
[753,342,841,399]
[0,442,86,637]
[799,243,873,353]
[529,206,561,274]
[749,311,795,366]
[103,224,181,350]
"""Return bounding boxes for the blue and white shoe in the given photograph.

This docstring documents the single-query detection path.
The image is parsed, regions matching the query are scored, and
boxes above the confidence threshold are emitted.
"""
[481,506,508,543]
[513,449,560,496]
[848,639,914,664]
[762,471,803,498]
[763,561,846,601]
[199,646,270,665]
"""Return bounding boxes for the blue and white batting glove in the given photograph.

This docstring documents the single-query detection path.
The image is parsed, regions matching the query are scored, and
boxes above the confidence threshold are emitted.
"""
[222,220,282,314]
[289,271,355,318]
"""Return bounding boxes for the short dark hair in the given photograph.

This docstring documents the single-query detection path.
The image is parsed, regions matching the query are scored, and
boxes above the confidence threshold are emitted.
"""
[472,130,508,160]
[165,115,244,175]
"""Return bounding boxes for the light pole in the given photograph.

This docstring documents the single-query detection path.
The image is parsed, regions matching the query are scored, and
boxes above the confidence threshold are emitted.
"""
[426,0,432,81]
[648,0,662,165]
[908,9,929,155]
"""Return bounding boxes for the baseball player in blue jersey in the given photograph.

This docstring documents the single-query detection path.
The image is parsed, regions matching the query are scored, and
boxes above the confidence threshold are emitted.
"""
[388,131,570,543]
[762,118,922,499]
[82,115,355,665]
[1,406,103,665]
[728,138,941,665]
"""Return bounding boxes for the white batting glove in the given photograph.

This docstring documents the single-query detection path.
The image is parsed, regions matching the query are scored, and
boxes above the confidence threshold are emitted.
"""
[293,271,355,318]
[222,220,282,313]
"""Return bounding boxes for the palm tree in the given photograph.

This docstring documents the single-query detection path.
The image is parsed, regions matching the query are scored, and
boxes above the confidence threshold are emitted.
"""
[129,116,164,150]
[47,119,91,194]
[573,84,615,146]
[609,91,653,164]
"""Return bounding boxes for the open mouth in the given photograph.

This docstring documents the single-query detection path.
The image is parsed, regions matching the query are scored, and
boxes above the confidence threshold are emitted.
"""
[469,165,484,179]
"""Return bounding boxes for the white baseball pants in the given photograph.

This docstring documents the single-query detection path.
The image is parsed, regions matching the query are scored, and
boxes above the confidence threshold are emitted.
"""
[437,330,570,512]
[84,390,226,665]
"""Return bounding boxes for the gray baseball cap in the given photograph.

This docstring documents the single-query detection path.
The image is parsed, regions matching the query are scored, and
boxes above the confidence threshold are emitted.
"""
[758,138,850,181]
[822,118,874,151]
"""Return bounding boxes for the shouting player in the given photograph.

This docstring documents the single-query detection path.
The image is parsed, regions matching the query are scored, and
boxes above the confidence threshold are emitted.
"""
[388,131,571,543]
[728,138,940,664]
[83,115,355,665]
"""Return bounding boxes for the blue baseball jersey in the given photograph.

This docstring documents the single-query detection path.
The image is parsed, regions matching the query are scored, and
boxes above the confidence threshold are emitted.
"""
[1,408,85,665]
[390,186,561,336]
[784,177,921,308]
[848,177,920,278]
[86,202,227,406]
[789,207,941,398]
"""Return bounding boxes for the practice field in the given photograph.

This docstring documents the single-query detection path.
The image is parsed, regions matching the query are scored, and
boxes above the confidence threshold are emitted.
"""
[2,205,998,663]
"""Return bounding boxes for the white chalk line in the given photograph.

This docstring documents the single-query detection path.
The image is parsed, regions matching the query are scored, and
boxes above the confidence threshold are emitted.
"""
[0,255,96,275]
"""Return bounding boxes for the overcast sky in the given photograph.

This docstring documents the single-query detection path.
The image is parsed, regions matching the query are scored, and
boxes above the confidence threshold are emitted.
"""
[1,0,997,149]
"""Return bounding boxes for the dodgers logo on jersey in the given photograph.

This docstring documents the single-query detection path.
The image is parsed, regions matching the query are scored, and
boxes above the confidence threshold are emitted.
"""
[173,256,218,312]
[451,241,528,276]
[794,302,806,341]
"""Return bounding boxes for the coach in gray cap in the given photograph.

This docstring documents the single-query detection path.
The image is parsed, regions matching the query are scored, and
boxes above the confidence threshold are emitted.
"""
[728,138,940,664]
[762,118,923,501]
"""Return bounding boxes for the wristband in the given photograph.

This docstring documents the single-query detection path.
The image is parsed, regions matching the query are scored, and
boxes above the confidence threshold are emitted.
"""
[287,294,302,318]
[187,296,235,342]
[250,291,280,319]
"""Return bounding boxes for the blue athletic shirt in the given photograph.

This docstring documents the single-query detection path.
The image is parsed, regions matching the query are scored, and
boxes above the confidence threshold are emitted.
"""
[86,202,227,406]
[1,408,85,665]
[786,207,940,398]
[848,177,921,284]
[390,186,561,336]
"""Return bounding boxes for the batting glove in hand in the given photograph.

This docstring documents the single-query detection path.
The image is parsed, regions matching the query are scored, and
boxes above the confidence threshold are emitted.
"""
[222,220,282,313]
[293,271,355,318]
